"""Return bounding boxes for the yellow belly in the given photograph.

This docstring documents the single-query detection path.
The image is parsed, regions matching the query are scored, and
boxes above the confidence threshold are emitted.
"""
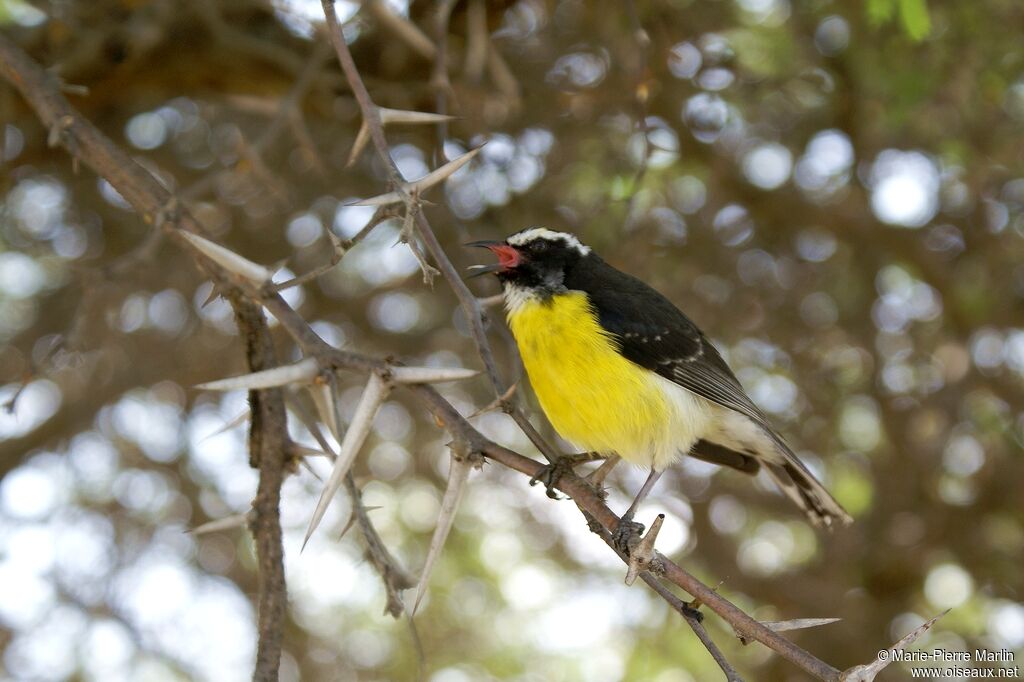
[507,290,696,468]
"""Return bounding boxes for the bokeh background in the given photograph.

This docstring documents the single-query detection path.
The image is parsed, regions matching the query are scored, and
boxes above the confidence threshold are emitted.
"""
[2,0,1023,679]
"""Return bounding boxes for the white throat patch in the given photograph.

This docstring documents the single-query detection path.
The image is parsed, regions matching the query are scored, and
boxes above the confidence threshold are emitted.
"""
[507,227,591,255]
[501,283,538,314]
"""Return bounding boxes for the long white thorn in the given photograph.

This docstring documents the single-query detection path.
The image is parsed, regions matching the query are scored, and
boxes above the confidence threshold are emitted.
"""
[309,382,340,440]
[346,122,372,168]
[388,366,479,384]
[411,452,473,615]
[302,374,389,549]
[199,411,249,442]
[189,512,251,536]
[290,443,329,458]
[195,358,319,391]
[379,107,456,125]
[179,232,275,284]
[352,147,482,207]
[347,109,456,167]
[840,610,949,682]
[761,617,842,633]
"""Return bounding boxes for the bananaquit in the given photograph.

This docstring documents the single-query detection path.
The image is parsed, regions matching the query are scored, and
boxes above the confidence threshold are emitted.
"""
[469,227,851,528]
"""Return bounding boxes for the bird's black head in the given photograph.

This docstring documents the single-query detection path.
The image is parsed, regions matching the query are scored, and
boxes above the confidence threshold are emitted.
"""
[467,228,592,296]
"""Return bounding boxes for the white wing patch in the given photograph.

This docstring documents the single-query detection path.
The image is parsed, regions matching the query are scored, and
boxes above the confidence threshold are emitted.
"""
[703,403,781,461]
[507,227,591,255]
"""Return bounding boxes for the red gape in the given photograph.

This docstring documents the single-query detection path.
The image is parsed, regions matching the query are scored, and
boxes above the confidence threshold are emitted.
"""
[488,244,521,270]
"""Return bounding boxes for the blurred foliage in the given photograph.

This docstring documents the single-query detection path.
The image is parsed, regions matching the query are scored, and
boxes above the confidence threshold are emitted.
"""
[1,0,1024,680]
[867,0,931,42]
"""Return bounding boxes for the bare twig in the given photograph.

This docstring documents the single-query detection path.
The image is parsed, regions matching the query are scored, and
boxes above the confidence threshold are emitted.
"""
[319,0,562,465]
[351,147,481,206]
[348,107,456,167]
[0,35,293,682]
[586,510,744,682]
[398,200,440,285]
[231,296,292,682]
[345,473,416,618]
[363,0,436,60]
[287,106,327,176]
[463,0,488,83]
[840,610,949,682]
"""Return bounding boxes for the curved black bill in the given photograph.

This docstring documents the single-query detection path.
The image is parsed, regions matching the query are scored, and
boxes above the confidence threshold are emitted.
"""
[464,240,508,279]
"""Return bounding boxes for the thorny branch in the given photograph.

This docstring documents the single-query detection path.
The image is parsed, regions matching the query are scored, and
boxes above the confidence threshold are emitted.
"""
[230,293,291,682]
[345,473,416,617]
[0,34,293,681]
[319,0,564,467]
[286,394,416,619]
[0,22,945,682]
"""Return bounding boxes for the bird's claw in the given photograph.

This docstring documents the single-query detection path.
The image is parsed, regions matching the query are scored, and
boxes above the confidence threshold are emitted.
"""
[613,513,646,555]
[682,603,704,622]
[528,453,598,499]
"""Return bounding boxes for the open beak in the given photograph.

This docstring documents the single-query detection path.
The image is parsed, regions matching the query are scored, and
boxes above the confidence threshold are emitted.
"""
[465,240,520,278]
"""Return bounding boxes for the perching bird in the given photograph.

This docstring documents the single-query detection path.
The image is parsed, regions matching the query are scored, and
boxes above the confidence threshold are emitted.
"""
[469,228,852,529]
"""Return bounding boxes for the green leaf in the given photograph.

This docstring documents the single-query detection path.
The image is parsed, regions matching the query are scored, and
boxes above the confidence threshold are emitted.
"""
[867,0,896,26]
[898,0,931,40]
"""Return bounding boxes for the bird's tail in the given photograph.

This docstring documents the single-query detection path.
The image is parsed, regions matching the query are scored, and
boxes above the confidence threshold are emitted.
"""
[764,457,853,529]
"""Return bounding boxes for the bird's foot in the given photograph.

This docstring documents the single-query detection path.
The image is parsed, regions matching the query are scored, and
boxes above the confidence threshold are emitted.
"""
[613,512,646,556]
[528,452,600,499]
[682,603,704,622]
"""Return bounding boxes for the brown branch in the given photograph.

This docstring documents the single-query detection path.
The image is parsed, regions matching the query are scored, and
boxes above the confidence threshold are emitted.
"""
[463,0,488,84]
[0,34,291,682]
[286,396,416,619]
[344,473,415,617]
[645,576,745,682]
[231,293,291,681]
[473,440,842,681]
[364,0,436,60]
[586,514,745,681]
[320,0,562,465]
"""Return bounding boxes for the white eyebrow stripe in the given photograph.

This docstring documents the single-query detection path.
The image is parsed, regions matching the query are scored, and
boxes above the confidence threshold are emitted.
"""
[507,227,591,255]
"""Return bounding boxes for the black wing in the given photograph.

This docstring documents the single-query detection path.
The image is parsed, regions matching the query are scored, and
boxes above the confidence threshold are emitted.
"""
[567,256,777,438]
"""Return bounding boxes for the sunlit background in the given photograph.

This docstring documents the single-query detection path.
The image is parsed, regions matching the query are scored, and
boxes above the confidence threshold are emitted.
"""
[2,0,1023,679]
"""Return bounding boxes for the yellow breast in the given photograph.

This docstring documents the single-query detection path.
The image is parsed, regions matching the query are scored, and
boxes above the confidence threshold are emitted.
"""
[506,290,693,468]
